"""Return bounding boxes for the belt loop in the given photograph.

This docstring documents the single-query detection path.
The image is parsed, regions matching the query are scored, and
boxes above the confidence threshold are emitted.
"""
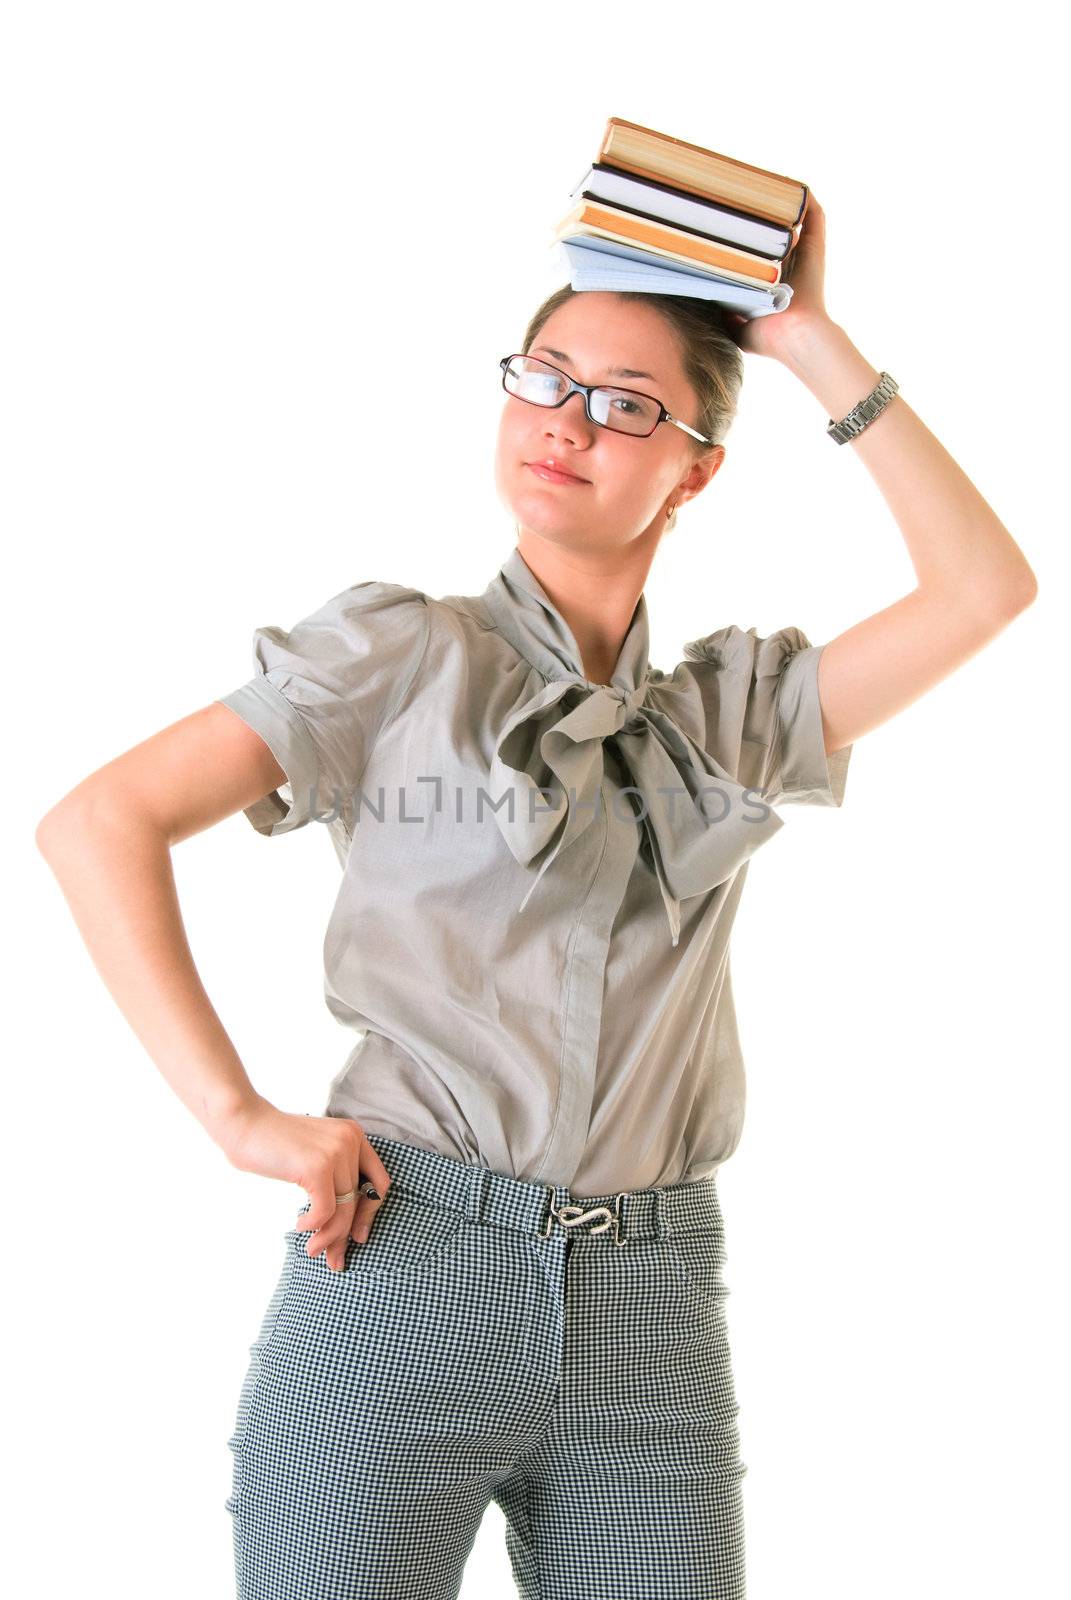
[466,1165,489,1224]
[539,1187,553,1238]
[654,1189,670,1242]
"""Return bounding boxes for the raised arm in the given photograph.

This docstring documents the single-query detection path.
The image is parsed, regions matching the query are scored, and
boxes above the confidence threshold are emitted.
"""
[780,318,1038,758]
[724,196,1039,760]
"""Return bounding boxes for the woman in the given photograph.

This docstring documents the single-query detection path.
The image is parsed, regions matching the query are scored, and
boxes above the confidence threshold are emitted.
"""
[36,195,1037,1599]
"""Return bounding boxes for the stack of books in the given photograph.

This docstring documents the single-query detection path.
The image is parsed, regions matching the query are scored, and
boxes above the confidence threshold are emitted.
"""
[553,117,810,320]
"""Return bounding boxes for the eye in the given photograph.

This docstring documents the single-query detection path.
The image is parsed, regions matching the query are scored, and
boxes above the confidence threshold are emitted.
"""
[514,370,564,402]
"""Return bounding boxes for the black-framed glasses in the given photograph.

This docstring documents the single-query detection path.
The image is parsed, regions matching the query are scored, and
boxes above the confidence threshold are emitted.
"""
[499,353,714,444]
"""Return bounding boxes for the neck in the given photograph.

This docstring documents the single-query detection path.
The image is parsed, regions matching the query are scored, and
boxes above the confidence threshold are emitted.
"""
[514,528,657,686]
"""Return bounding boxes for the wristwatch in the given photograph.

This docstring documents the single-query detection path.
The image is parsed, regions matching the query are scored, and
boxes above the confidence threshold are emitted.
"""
[827,371,899,444]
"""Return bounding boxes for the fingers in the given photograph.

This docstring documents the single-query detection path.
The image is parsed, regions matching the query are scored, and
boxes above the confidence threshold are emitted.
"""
[325,1156,368,1272]
[299,1164,352,1269]
[363,1136,393,1203]
[295,1121,393,1272]
[349,1135,392,1246]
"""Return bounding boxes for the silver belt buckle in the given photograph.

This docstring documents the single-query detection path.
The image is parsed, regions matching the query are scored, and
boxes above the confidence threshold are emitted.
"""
[540,1191,628,1246]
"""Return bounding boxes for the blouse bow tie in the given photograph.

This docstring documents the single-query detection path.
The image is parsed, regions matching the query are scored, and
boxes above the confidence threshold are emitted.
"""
[487,670,785,947]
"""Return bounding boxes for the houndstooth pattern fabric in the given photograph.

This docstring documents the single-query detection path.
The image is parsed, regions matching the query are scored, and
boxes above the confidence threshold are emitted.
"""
[225,1132,748,1598]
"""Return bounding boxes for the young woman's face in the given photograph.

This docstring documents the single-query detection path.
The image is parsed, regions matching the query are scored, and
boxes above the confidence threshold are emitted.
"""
[494,293,722,554]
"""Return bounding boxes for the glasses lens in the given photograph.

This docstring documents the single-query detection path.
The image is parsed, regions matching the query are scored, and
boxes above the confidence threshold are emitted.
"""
[504,356,566,407]
[589,386,661,436]
[502,356,660,436]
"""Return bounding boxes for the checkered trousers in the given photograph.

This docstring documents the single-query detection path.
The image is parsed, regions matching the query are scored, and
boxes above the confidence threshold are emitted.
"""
[225,1132,748,1599]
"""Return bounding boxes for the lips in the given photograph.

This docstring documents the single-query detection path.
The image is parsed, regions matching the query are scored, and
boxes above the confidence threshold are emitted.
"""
[526,461,589,486]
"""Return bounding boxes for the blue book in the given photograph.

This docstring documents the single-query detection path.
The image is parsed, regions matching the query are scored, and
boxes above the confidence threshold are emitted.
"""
[555,238,793,319]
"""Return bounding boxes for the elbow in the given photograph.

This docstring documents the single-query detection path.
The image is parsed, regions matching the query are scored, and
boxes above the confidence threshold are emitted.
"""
[998,571,1039,625]
[36,799,72,858]
[35,780,128,861]
[36,792,91,863]
[980,566,1038,628]
[1008,555,1040,613]
[929,562,1038,633]
[38,778,175,862]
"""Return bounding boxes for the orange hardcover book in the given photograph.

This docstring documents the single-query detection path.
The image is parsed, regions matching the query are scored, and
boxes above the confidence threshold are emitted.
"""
[598,116,809,231]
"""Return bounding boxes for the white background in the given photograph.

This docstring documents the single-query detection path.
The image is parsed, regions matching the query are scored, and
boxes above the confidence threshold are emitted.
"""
[8,3,1068,1596]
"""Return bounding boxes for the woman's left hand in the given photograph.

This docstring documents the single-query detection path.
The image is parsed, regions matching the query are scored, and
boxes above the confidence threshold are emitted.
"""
[721,192,833,361]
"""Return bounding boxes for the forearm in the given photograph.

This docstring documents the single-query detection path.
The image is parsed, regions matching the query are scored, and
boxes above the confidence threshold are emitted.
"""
[36,789,264,1152]
[777,317,1038,616]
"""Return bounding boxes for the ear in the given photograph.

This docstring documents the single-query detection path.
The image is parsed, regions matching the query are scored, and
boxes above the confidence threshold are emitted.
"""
[680,445,726,502]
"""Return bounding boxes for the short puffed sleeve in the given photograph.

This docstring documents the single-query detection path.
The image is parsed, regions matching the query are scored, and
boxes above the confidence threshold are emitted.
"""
[682,622,852,808]
[217,580,431,836]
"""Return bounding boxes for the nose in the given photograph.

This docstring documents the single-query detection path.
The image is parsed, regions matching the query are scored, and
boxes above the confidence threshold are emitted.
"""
[545,389,593,445]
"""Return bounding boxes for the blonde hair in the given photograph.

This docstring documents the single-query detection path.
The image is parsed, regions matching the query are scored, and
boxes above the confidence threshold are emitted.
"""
[519,285,744,530]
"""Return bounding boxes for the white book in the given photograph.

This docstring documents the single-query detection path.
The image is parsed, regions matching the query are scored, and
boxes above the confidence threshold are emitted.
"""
[555,239,793,319]
[569,163,794,259]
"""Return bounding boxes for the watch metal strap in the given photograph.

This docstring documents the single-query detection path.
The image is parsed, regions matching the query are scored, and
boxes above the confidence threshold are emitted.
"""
[827,370,899,444]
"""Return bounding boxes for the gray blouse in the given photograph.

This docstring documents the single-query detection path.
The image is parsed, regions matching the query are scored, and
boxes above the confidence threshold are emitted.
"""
[218,545,852,1198]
